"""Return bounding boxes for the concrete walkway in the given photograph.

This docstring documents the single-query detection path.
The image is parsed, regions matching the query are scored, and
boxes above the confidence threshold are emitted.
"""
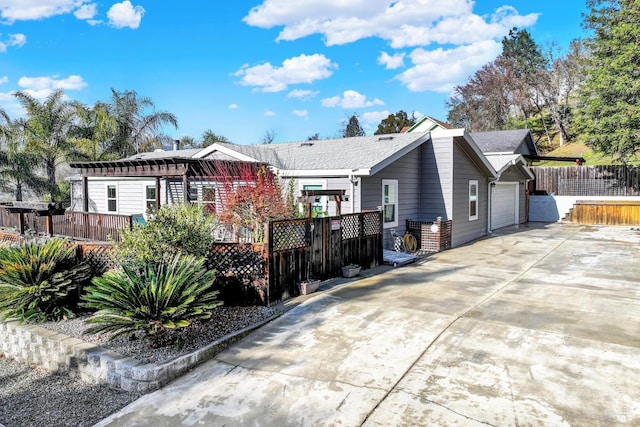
[95,223,640,426]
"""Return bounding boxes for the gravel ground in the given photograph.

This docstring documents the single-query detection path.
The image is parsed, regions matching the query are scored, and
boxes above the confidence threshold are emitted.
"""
[0,305,279,427]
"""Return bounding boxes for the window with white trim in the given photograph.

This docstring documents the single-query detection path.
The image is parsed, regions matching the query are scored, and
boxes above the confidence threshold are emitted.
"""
[382,179,398,228]
[107,184,117,213]
[145,185,157,212]
[201,185,216,213]
[469,180,478,221]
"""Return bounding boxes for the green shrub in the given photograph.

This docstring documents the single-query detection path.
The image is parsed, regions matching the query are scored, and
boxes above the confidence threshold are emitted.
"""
[0,238,91,322]
[114,203,216,268]
[81,253,221,345]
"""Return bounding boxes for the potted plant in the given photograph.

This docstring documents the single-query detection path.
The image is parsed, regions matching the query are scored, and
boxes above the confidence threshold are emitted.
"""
[298,278,321,295]
[298,222,321,295]
[342,263,361,278]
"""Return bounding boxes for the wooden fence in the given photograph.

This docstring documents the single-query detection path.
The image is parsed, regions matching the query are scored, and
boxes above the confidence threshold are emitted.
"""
[1,209,384,306]
[532,165,640,196]
[564,200,640,225]
[267,211,383,304]
[0,207,134,242]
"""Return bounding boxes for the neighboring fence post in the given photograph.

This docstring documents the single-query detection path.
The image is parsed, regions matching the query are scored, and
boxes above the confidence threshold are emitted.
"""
[45,215,54,236]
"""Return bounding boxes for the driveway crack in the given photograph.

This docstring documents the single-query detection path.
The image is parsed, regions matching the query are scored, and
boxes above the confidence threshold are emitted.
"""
[359,229,577,426]
[423,398,497,426]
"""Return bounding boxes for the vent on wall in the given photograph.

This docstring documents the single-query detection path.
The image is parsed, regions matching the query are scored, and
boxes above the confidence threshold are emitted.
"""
[300,142,314,147]
[378,136,394,141]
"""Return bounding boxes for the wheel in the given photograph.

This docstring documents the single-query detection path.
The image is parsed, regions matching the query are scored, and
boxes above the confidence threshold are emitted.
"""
[403,233,418,252]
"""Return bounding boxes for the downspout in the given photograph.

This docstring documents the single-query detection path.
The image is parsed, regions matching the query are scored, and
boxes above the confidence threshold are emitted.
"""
[487,179,495,234]
[349,174,357,214]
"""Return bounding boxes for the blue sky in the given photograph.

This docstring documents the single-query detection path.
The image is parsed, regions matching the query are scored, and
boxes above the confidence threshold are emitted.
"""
[0,1,588,145]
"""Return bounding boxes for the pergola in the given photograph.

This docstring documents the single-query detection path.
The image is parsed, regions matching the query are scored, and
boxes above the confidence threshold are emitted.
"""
[69,158,265,212]
[298,189,347,220]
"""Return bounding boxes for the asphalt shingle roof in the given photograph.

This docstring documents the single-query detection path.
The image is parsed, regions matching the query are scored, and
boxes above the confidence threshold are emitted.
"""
[209,133,429,173]
[126,148,203,160]
[470,129,535,155]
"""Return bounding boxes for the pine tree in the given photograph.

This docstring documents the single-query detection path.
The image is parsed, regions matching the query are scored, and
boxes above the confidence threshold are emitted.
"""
[341,114,365,138]
[576,0,640,161]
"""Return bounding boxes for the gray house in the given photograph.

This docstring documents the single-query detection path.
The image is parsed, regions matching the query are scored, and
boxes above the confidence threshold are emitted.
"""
[70,130,498,249]
[195,130,496,248]
[470,130,536,231]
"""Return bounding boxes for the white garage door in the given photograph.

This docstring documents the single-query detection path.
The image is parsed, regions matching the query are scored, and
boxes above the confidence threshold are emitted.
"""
[491,183,518,230]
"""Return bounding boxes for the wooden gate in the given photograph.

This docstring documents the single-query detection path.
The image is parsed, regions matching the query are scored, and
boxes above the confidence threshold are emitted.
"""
[267,211,382,304]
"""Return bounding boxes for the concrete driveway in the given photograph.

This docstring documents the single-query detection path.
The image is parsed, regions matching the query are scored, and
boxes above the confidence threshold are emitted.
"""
[95,223,640,426]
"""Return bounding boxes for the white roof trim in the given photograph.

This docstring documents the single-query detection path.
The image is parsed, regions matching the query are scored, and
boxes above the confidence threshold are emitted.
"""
[486,154,534,179]
[458,130,499,179]
[279,168,371,178]
[193,143,259,162]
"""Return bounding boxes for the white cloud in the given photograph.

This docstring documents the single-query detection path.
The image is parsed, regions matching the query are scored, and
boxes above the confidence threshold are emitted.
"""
[264,110,275,117]
[0,33,26,52]
[0,0,85,22]
[360,110,390,131]
[394,40,501,93]
[243,0,538,48]
[0,76,7,85]
[243,1,539,95]
[74,2,96,20]
[361,110,390,127]
[377,51,405,70]
[228,103,238,109]
[287,89,319,100]
[16,75,87,99]
[235,53,337,93]
[321,90,384,109]
[292,109,308,119]
[107,1,144,29]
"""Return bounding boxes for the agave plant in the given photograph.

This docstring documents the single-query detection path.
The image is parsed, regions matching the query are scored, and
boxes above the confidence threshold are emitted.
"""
[0,238,91,322]
[81,253,221,344]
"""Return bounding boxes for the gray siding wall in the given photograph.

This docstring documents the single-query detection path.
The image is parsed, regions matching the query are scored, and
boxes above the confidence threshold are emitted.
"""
[451,141,489,247]
[497,167,528,224]
[422,136,454,221]
[361,146,421,249]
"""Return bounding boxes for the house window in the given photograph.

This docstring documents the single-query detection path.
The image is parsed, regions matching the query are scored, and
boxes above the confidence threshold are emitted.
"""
[145,185,157,212]
[107,185,117,213]
[201,186,216,213]
[469,180,478,221]
[382,179,398,228]
[300,184,327,218]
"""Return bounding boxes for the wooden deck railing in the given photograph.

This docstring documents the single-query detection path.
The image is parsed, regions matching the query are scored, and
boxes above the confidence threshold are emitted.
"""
[51,212,133,242]
[0,208,133,242]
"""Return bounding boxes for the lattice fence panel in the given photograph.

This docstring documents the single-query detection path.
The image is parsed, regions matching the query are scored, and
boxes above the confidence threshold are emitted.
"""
[209,243,269,306]
[209,244,266,277]
[0,230,20,243]
[77,243,118,275]
[271,220,308,251]
[341,214,361,240]
[363,212,382,236]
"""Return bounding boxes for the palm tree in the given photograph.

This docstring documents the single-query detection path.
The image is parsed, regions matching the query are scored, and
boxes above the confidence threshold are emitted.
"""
[71,101,118,161]
[106,89,178,157]
[14,89,80,201]
[0,107,9,139]
[0,112,49,201]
